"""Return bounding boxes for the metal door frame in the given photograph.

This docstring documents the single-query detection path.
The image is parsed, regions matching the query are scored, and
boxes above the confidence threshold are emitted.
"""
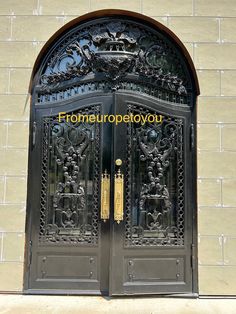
[24,9,199,296]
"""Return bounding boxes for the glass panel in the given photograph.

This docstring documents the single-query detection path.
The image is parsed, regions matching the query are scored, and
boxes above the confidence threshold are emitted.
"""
[39,105,100,245]
[125,104,184,246]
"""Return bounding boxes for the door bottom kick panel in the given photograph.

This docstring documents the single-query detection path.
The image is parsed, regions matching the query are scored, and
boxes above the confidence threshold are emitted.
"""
[121,282,192,294]
[36,279,99,283]
[111,291,197,297]
[24,289,104,296]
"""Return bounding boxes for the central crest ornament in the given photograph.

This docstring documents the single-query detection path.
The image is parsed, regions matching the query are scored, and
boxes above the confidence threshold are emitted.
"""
[58,21,140,82]
[88,21,139,80]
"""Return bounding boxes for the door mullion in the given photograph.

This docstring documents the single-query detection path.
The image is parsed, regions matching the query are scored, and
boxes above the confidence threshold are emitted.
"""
[109,92,128,295]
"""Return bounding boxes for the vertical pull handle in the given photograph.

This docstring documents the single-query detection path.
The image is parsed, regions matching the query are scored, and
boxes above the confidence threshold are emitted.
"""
[114,166,124,224]
[101,170,110,222]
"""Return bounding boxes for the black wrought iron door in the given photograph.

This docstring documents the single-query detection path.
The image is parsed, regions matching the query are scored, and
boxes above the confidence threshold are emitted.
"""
[110,92,195,295]
[25,91,196,295]
[25,94,113,294]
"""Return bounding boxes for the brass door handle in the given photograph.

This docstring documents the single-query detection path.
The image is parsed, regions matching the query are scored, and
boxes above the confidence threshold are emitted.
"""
[101,170,110,222]
[114,168,124,224]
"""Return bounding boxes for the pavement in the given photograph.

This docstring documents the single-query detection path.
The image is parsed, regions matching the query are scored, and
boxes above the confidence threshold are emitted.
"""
[0,295,236,314]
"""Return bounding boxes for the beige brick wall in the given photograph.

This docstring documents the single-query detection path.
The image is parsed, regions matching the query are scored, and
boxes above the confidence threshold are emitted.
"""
[0,0,236,294]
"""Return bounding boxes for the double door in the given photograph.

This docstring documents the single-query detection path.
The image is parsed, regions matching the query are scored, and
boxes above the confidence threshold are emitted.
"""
[24,92,196,296]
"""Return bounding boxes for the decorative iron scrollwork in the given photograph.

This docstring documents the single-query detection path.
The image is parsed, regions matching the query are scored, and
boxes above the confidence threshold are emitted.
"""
[39,19,189,96]
[125,104,184,246]
[39,106,100,245]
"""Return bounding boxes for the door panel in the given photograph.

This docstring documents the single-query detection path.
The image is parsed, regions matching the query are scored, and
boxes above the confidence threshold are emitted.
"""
[124,257,185,282]
[37,254,98,280]
[110,93,193,295]
[26,94,112,294]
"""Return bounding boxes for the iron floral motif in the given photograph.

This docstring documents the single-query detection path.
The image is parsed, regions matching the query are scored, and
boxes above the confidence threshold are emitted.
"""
[138,120,178,236]
[39,108,100,245]
[40,21,187,95]
[45,120,94,241]
[126,109,184,246]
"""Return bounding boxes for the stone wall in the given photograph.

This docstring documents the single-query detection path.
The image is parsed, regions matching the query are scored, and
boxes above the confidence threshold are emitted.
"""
[0,0,236,294]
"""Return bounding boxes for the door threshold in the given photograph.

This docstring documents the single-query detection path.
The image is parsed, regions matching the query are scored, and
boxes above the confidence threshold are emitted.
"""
[24,289,198,298]
[110,292,199,298]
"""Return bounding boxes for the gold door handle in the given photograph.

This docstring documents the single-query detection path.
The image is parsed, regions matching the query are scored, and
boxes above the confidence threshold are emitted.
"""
[101,170,110,222]
[114,168,124,224]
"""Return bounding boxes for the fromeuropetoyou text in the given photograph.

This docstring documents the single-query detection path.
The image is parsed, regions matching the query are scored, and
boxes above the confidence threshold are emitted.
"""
[57,112,163,125]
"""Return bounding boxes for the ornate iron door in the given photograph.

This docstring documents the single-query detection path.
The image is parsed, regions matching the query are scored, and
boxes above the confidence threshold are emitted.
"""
[110,92,195,295]
[25,94,113,294]
[25,91,196,295]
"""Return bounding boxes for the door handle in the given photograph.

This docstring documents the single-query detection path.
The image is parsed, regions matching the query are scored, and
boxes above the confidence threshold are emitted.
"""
[101,170,110,222]
[114,160,124,224]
